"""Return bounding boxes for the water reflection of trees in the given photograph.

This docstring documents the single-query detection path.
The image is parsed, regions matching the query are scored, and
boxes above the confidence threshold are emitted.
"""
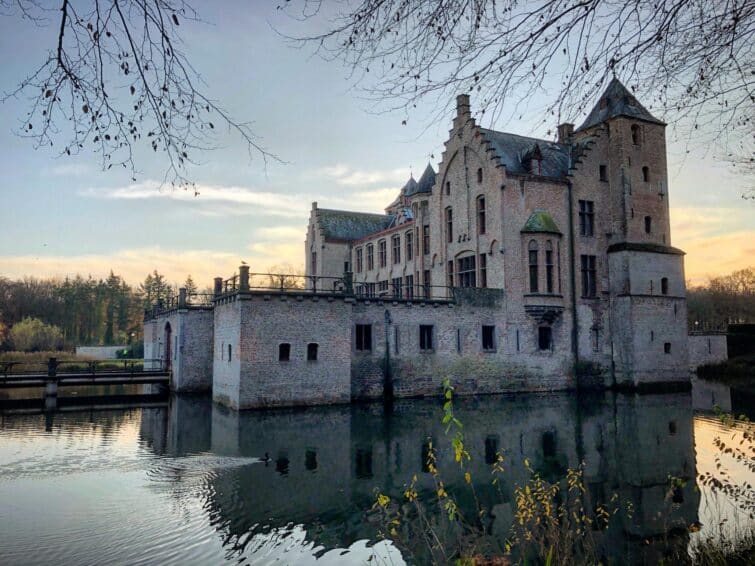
[138,391,702,563]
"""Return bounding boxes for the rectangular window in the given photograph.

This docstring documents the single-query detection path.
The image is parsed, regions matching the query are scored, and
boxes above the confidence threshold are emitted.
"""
[355,324,372,351]
[378,240,387,267]
[538,327,552,351]
[457,255,476,288]
[406,232,413,261]
[392,234,401,264]
[456,328,462,353]
[529,247,539,293]
[394,326,400,355]
[545,247,554,294]
[392,277,403,298]
[581,255,597,298]
[592,328,600,352]
[419,325,434,351]
[307,343,318,361]
[311,251,317,274]
[378,280,389,295]
[366,282,376,298]
[405,274,414,299]
[445,208,453,243]
[485,435,498,464]
[479,253,487,288]
[279,343,291,361]
[447,260,454,288]
[477,197,486,235]
[423,269,431,298]
[482,325,496,352]
[644,216,652,234]
[366,244,374,270]
[664,342,671,354]
[599,164,608,182]
[423,225,430,255]
[355,248,363,273]
[579,200,594,236]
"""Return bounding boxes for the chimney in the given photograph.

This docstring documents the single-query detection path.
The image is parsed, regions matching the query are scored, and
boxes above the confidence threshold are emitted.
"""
[312,201,318,211]
[557,123,574,144]
[456,94,471,119]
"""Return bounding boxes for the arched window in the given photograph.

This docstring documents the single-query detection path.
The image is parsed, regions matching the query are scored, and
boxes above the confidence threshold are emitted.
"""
[445,207,453,243]
[476,196,486,235]
[642,166,649,182]
[477,168,483,183]
[545,241,554,294]
[528,240,539,293]
[631,124,641,145]
[661,277,669,295]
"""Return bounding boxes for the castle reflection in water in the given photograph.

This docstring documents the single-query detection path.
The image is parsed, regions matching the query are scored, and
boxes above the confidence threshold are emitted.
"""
[138,391,699,563]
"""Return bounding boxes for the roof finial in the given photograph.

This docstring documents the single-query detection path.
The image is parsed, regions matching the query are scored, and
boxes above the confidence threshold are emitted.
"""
[409,164,414,179]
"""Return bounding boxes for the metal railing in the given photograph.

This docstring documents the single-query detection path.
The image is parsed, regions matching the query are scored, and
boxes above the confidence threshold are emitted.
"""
[144,292,215,319]
[0,358,167,379]
[354,283,454,301]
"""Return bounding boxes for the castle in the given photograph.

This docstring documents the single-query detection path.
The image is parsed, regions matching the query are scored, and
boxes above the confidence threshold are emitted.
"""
[144,79,727,410]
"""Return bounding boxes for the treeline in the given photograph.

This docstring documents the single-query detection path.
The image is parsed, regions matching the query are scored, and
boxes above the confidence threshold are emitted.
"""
[687,267,755,330]
[0,270,199,350]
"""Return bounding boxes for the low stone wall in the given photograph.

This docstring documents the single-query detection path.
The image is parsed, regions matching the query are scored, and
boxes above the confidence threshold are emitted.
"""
[688,332,727,370]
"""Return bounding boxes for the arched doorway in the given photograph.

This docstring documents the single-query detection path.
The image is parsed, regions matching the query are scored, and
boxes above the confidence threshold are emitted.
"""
[164,322,172,371]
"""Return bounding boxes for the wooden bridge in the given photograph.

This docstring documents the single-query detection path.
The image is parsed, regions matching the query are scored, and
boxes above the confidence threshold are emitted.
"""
[0,357,170,391]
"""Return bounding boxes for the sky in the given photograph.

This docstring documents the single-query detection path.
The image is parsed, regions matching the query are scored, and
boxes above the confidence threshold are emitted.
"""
[0,2,752,288]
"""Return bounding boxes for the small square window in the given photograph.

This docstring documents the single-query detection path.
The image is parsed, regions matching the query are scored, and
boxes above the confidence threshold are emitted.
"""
[419,325,434,351]
[305,449,318,471]
[279,343,291,361]
[538,327,552,351]
[482,325,496,352]
[307,343,318,361]
[664,342,671,354]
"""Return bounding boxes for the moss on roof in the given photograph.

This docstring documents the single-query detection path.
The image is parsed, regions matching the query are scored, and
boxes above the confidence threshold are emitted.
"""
[521,210,562,234]
[317,208,394,241]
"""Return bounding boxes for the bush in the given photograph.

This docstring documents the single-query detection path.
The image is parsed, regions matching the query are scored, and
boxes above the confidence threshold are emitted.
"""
[9,317,64,352]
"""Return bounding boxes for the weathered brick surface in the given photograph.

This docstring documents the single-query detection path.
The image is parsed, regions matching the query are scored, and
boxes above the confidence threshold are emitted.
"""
[688,333,728,369]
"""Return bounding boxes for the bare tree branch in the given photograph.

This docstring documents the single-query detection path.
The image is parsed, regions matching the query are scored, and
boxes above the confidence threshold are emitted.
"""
[2,0,280,191]
[284,0,754,194]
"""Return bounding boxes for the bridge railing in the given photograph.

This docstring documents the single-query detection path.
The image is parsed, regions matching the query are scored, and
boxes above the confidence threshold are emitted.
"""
[0,358,167,379]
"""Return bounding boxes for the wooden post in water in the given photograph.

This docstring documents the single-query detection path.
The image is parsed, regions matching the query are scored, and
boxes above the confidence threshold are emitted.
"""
[45,357,58,410]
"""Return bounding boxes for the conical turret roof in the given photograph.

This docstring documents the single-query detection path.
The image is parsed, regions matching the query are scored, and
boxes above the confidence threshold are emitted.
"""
[576,78,664,132]
[406,163,435,196]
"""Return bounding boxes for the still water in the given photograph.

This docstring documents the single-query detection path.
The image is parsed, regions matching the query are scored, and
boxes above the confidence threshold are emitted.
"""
[0,384,752,565]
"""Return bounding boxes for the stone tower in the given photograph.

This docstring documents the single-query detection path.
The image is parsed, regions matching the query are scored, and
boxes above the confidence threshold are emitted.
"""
[575,79,688,385]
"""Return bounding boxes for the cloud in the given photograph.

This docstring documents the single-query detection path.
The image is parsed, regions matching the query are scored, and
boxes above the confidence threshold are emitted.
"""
[671,206,755,284]
[315,164,409,187]
[0,246,302,286]
[80,180,312,218]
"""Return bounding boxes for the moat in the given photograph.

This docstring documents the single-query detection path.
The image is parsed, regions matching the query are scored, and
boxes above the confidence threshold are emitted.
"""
[1,382,752,565]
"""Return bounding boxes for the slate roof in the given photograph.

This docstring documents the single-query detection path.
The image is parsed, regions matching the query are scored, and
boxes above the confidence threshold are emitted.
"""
[577,78,664,131]
[407,163,435,196]
[521,210,562,234]
[480,129,570,179]
[401,176,418,195]
[317,208,394,241]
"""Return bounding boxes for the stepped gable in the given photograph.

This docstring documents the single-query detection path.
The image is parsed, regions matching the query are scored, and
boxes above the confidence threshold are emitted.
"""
[577,78,665,131]
[317,208,394,242]
[480,129,570,179]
